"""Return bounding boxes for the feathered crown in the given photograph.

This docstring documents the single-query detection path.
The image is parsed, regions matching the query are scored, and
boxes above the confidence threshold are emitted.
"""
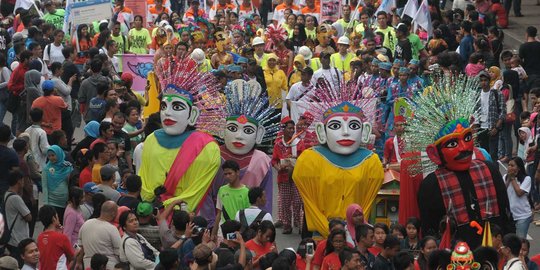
[265,24,287,51]
[156,57,226,135]
[221,81,279,143]
[303,80,379,124]
[403,75,480,174]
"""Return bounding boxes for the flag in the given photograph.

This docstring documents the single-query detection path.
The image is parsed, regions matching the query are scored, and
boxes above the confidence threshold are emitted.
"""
[482,221,493,247]
[375,0,396,15]
[13,0,33,13]
[402,0,419,19]
[412,0,433,37]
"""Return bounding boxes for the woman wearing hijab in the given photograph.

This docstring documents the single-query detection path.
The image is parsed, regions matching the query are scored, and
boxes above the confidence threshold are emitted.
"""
[43,145,73,223]
[24,69,43,130]
[489,66,503,90]
[71,120,100,160]
[345,203,365,247]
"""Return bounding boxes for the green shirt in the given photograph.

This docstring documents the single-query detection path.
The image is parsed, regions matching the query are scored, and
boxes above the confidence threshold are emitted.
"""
[217,185,250,223]
[128,28,152,54]
[111,34,128,54]
[376,27,397,54]
[408,33,425,60]
[43,9,65,32]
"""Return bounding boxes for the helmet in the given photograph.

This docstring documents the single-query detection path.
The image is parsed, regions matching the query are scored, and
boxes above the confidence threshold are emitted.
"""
[298,46,313,60]
[337,36,350,45]
[190,48,206,64]
[252,37,264,46]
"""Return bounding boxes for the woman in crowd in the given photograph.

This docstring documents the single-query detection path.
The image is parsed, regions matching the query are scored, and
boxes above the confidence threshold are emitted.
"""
[72,24,93,68]
[119,211,160,269]
[505,157,533,238]
[401,217,421,257]
[63,186,85,246]
[321,229,347,270]
[246,220,277,268]
[345,204,365,247]
[43,145,73,223]
[414,236,438,270]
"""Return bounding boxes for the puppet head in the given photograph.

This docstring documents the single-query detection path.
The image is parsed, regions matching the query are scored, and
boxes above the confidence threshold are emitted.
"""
[447,242,481,270]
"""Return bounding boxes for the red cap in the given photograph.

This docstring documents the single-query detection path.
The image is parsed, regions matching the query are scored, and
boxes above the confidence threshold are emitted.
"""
[121,72,134,83]
[281,116,293,125]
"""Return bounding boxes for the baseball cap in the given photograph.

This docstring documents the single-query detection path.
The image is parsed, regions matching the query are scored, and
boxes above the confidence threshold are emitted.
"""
[136,202,153,216]
[83,182,102,194]
[0,256,19,270]
[478,70,491,79]
[12,32,24,43]
[121,72,133,83]
[42,80,55,92]
[100,164,118,180]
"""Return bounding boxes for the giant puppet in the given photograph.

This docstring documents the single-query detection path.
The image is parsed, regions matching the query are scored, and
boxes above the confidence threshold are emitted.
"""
[139,57,224,212]
[292,81,384,237]
[404,76,513,249]
[199,80,279,225]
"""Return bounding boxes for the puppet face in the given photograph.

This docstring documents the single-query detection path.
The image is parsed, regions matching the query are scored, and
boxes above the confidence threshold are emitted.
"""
[427,125,474,171]
[160,95,199,135]
[224,117,265,155]
[316,114,371,155]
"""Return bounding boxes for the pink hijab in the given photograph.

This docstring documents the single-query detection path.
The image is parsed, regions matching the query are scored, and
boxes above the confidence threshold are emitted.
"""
[113,206,131,237]
[346,204,364,242]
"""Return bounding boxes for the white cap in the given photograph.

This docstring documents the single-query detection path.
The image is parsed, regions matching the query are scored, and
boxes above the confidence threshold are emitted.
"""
[337,36,350,45]
[158,20,169,28]
[190,48,206,64]
[298,46,313,60]
[252,37,264,46]
[99,19,108,25]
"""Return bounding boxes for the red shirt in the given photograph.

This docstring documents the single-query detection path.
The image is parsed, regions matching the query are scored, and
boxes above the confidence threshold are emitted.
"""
[245,240,274,262]
[79,166,93,188]
[313,240,354,267]
[321,252,341,270]
[7,64,28,96]
[491,3,508,28]
[383,136,403,164]
[31,96,67,135]
[37,230,75,270]
[368,246,382,256]
[271,137,305,183]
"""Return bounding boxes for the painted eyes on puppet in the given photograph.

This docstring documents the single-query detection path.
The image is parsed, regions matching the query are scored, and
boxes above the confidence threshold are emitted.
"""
[443,138,459,148]
[160,101,167,111]
[464,132,472,142]
[349,120,362,130]
[227,123,239,132]
[327,120,342,130]
[172,101,187,111]
[243,126,256,135]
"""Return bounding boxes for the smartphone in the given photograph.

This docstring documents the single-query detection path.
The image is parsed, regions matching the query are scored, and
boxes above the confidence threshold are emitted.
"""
[226,232,237,240]
[181,202,188,211]
[306,243,314,255]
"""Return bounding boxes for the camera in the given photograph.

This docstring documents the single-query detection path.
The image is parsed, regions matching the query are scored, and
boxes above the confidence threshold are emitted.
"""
[226,232,237,240]
[192,226,205,235]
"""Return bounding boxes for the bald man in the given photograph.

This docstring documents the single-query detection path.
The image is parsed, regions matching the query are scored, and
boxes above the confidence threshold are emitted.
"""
[76,201,122,269]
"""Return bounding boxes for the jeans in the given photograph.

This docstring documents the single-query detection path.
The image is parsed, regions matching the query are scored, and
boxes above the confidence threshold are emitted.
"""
[498,122,513,158]
[515,215,533,238]
[477,128,500,161]
[505,0,522,15]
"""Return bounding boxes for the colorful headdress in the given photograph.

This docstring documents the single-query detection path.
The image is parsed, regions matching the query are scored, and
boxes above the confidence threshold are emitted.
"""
[243,16,258,37]
[214,31,231,52]
[447,242,480,270]
[303,80,378,124]
[403,75,480,175]
[221,81,280,144]
[317,24,334,44]
[155,57,225,136]
[265,24,287,51]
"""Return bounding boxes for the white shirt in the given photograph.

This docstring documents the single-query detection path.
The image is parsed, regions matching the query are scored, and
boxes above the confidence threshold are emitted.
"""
[133,142,144,174]
[43,43,65,64]
[234,206,273,226]
[504,258,527,270]
[504,174,533,220]
[24,125,50,171]
[286,81,313,102]
[479,90,490,129]
[312,68,342,91]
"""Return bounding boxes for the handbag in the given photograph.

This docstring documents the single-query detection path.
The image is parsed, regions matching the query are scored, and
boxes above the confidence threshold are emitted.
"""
[504,85,516,123]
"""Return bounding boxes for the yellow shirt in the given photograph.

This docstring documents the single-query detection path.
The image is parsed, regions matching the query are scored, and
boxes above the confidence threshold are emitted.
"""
[92,163,103,184]
[330,52,356,72]
[293,147,384,237]
[263,67,287,109]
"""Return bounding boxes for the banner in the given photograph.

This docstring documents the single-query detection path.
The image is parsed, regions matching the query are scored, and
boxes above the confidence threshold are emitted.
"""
[120,54,154,93]
[125,0,148,28]
[64,0,113,35]
[320,0,341,22]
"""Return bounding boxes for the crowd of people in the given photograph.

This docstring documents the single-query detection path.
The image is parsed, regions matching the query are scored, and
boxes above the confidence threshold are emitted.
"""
[0,0,540,269]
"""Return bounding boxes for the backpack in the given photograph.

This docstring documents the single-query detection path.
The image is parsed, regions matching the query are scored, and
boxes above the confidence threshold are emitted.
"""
[239,209,267,241]
[0,193,20,246]
[122,235,156,262]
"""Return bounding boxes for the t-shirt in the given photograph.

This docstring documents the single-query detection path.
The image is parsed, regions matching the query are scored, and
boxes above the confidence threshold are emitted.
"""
[0,146,19,193]
[373,254,395,270]
[395,38,412,62]
[43,43,65,65]
[117,195,141,211]
[245,240,274,261]
[234,206,273,226]
[4,192,30,246]
[128,28,152,54]
[407,34,424,60]
[78,218,122,269]
[479,90,490,129]
[43,9,66,32]
[111,34,128,54]
[112,130,132,153]
[80,202,94,221]
[286,82,313,102]
[375,27,397,54]
[78,166,92,188]
[97,184,121,202]
[216,185,250,222]
[504,175,533,220]
[92,163,103,184]
[321,252,341,270]
[86,97,106,122]
[31,96,68,135]
[519,41,540,76]
[37,230,74,270]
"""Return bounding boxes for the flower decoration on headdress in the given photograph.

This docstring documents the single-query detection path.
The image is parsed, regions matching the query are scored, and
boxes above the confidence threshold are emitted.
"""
[447,242,481,270]
[265,24,287,51]
[214,31,231,52]
[221,81,280,143]
[303,80,378,124]
[155,57,226,136]
[403,75,480,175]
[243,16,258,37]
